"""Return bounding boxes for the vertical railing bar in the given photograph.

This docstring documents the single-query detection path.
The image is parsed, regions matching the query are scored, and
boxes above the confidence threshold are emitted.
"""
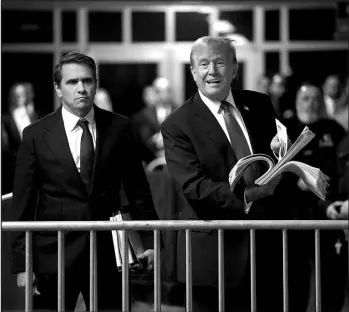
[94,235,98,312]
[121,230,129,312]
[154,229,161,312]
[25,231,33,312]
[315,229,321,312]
[218,229,225,312]
[250,229,256,312]
[90,230,96,312]
[282,229,289,312]
[186,229,192,312]
[58,230,65,312]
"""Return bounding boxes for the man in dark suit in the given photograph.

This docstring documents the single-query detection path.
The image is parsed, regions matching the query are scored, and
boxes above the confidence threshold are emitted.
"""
[132,80,176,164]
[11,52,159,311]
[2,82,40,160]
[161,36,288,311]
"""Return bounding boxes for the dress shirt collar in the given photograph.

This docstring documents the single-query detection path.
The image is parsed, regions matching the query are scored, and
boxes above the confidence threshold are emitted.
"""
[62,105,96,132]
[198,89,236,115]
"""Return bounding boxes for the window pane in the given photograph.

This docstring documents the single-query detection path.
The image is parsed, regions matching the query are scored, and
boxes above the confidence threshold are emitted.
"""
[89,11,122,42]
[289,50,347,84]
[2,10,53,43]
[220,10,253,41]
[289,8,336,41]
[265,10,280,41]
[132,11,165,42]
[265,52,280,76]
[176,12,209,41]
[335,2,349,40]
[62,11,77,43]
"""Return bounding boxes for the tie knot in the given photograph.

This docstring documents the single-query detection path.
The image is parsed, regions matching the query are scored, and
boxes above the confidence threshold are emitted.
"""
[77,118,89,131]
[219,101,231,114]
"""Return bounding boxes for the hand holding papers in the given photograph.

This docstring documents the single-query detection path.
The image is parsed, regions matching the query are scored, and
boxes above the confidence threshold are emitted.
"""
[229,120,329,201]
[110,211,145,273]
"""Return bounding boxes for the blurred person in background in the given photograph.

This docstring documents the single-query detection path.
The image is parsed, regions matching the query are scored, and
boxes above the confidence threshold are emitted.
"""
[2,82,42,194]
[323,74,343,119]
[2,83,38,159]
[286,82,347,312]
[1,122,16,194]
[94,87,113,112]
[161,36,298,312]
[23,82,42,120]
[131,78,176,164]
[255,74,271,95]
[325,131,349,312]
[269,73,296,124]
[10,51,159,312]
[332,78,348,131]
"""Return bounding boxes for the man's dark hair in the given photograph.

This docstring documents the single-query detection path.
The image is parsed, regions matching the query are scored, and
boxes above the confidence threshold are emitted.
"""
[53,51,97,86]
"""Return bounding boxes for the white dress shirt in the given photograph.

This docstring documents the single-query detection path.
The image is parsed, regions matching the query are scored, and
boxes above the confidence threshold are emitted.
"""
[199,90,254,211]
[12,106,32,139]
[62,106,97,173]
[199,90,253,154]
[324,95,336,118]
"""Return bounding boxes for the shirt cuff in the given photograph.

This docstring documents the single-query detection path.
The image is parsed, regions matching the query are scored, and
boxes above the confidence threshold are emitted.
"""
[244,189,253,214]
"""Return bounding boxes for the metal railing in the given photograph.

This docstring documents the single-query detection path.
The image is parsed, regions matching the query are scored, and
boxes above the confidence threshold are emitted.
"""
[2,219,348,312]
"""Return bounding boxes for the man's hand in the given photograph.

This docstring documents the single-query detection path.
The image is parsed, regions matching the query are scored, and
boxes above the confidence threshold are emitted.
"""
[245,174,283,203]
[327,200,348,220]
[270,134,292,156]
[17,272,40,295]
[138,249,155,272]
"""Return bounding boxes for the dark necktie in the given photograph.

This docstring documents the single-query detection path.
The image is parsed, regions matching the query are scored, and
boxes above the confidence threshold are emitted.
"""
[77,118,94,191]
[220,101,256,186]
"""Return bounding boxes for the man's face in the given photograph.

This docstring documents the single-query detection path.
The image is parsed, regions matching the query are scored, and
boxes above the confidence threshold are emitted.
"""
[191,43,237,101]
[54,63,96,117]
[296,85,323,123]
[323,76,340,99]
[14,85,27,108]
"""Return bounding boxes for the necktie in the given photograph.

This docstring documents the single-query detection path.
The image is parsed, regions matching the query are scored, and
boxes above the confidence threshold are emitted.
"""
[77,118,94,191]
[220,101,256,186]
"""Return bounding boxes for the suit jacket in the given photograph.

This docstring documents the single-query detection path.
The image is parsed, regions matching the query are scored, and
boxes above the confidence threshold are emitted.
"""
[11,105,158,274]
[2,108,41,157]
[161,89,281,288]
[2,113,22,159]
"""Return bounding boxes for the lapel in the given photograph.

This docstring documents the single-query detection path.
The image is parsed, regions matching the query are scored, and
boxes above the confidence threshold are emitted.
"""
[191,93,238,169]
[44,106,87,196]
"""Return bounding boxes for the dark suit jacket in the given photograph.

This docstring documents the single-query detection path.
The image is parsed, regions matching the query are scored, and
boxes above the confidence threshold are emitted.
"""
[2,113,22,159]
[11,105,158,275]
[161,89,282,288]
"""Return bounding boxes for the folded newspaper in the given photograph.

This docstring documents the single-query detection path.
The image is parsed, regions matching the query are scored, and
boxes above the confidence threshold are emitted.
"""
[229,119,329,201]
[110,211,145,272]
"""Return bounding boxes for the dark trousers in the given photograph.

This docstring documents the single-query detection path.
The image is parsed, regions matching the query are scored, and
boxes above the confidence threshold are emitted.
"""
[176,279,250,312]
[34,237,124,311]
[34,261,90,311]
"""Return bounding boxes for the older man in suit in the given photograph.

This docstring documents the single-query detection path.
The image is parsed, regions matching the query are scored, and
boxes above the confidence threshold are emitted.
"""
[161,36,290,311]
[11,52,159,311]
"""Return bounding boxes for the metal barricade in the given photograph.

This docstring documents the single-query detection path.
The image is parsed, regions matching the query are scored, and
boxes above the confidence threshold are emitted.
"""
[2,219,348,312]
